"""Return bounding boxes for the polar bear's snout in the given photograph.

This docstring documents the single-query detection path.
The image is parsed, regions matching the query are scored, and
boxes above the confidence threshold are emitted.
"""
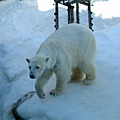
[30,74,35,79]
[29,70,36,79]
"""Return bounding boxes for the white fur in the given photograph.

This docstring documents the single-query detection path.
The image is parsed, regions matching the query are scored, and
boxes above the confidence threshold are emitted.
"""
[27,24,97,99]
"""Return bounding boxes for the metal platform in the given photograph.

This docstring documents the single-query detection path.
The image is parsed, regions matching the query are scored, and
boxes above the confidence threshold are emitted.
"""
[54,0,94,31]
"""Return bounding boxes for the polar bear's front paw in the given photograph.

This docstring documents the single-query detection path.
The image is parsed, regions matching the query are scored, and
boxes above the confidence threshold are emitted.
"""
[50,89,63,96]
[36,91,45,99]
[39,93,45,99]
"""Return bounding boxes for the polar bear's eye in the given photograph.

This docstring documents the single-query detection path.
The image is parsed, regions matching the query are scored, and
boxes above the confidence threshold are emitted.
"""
[36,66,40,69]
[29,66,31,69]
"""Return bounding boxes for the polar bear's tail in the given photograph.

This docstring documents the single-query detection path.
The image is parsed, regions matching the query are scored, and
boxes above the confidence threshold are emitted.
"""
[70,67,83,82]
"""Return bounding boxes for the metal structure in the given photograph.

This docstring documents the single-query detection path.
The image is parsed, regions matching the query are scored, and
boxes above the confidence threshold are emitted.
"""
[54,0,93,31]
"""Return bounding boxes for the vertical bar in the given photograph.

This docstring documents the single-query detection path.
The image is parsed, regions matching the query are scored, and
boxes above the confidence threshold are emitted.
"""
[68,4,70,24]
[71,5,74,23]
[88,1,91,29]
[55,2,59,30]
[76,3,79,24]
[88,1,93,31]
[68,4,74,24]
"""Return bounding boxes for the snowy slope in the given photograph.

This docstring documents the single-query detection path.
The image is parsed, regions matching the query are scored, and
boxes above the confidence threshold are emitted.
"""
[0,0,120,120]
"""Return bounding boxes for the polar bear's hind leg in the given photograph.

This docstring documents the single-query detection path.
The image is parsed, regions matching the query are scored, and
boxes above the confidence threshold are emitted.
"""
[70,67,83,82]
[81,61,96,85]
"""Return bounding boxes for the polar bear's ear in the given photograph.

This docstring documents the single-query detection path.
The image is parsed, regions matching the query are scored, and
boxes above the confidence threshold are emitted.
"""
[46,57,56,69]
[26,58,30,63]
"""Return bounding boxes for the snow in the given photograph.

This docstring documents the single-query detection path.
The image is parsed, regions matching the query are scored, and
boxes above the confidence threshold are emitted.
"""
[0,0,120,120]
[92,0,120,18]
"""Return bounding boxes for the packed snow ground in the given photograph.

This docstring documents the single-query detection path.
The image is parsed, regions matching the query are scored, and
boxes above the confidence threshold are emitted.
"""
[0,0,120,120]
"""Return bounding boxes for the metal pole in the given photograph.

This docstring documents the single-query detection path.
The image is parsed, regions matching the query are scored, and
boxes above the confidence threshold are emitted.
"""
[76,3,79,24]
[68,3,74,24]
[88,1,93,31]
[54,2,59,30]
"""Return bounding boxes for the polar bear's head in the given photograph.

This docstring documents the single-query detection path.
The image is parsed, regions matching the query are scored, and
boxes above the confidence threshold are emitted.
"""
[26,55,56,79]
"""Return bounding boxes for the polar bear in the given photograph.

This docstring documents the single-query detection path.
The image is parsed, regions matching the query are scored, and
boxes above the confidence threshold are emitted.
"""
[26,24,96,99]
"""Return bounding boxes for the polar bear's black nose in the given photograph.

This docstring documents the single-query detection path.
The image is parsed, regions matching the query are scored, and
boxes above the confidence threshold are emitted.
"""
[30,75,35,79]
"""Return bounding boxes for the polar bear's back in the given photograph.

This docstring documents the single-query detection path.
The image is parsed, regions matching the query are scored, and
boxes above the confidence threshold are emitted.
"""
[47,24,95,49]
[39,24,96,62]
[49,24,94,40]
